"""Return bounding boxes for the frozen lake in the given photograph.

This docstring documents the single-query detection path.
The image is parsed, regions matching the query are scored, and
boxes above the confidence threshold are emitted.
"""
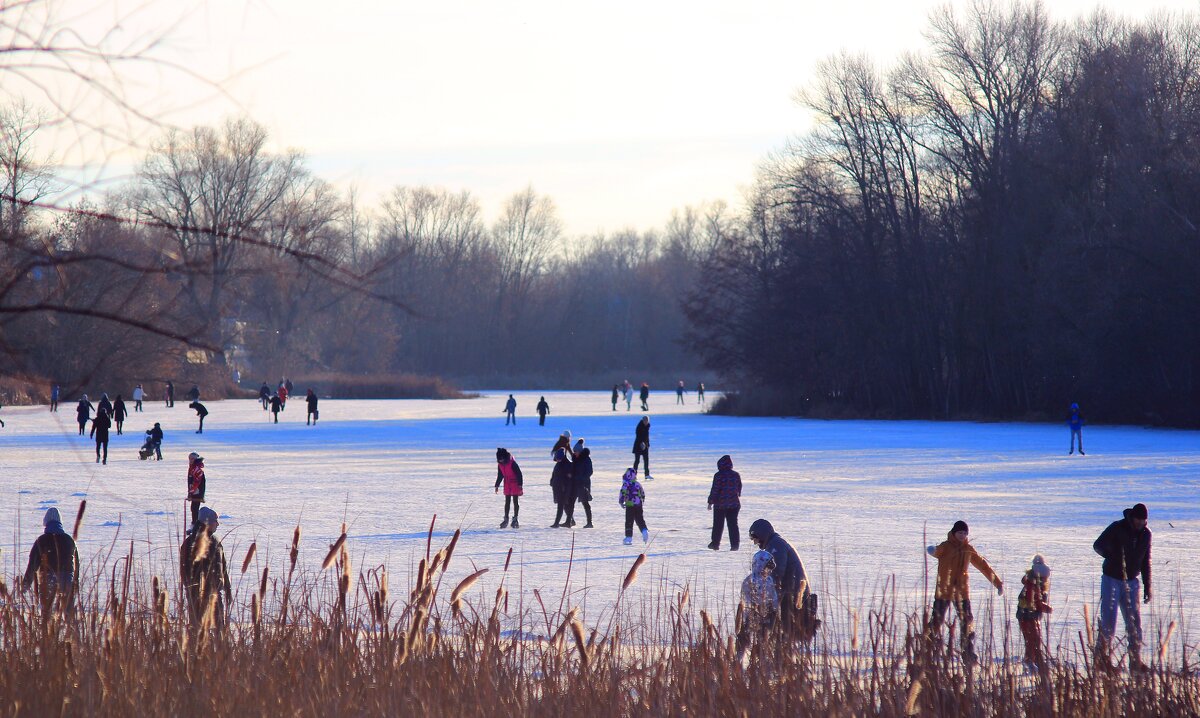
[3,391,1198,653]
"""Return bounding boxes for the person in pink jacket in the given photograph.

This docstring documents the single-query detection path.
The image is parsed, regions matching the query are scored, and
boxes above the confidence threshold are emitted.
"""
[494,448,524,529]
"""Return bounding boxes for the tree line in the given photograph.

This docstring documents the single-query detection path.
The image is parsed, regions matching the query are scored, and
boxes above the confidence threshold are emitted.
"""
[686,1,1200,426]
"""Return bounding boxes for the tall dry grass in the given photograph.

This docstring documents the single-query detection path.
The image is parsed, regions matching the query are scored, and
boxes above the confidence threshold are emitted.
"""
[1,508,1197,716]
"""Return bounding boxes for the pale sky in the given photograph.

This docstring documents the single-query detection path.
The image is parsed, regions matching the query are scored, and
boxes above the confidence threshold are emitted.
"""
[17,0,1200,234]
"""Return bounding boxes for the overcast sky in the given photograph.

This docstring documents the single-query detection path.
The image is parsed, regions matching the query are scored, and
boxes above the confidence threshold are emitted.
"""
[27,0,1200,234]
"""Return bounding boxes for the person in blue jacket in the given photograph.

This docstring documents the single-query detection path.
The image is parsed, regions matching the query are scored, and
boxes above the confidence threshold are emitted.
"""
[1067,402,1085,455]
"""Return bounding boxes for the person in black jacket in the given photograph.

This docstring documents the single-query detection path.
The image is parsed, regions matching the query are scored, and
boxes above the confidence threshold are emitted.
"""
[259,382,271,410]
[639,382,650,411]
[269,393,283,423]
[306,389,319,425]
[749,518,818,642]
[143,422,164,460]
[113,395,128,435]
[1093,503,1152,669]
[96,393,113,423]
[166,380,175,407]
[611,385,620,411]
[76,395,94,435]
[22,507,80,616]
[632,416,651,479]
[93,409,112,464]
[187,384,200,403]
[180,506,232,629]
[570,439,594,528]
[189,401,208,433]
[536,396,550,426]
[549,448,574,528]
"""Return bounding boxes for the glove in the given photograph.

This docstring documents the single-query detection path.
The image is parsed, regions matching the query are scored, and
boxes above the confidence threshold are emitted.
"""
[996,583,1004,596]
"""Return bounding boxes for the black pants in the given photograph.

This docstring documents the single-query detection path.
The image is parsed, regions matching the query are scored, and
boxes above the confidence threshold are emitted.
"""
[927,598,975,655]
[632,450,649,476]
[197,416,205,433]
[567,490,592,525]
[624,505,647,537]
[538,412,546,426]
[711,506,740,549]
[503,495,520,519]
[115,421,123,435]
[190,500,201,526]
[78,420,86,435]
[135,400,143,411]
[272,410,280,423]
[50,400,57,412]
[95,437,108,463]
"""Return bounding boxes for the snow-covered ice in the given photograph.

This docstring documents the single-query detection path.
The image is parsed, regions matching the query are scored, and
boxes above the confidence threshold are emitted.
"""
[3,391,1198,652]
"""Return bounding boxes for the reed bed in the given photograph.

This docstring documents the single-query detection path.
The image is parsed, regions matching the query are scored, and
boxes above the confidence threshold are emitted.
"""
[1,510,1197,716]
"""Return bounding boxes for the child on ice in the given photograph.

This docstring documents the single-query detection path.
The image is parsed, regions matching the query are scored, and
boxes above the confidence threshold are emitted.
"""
[736,549,780,663]
[494,448,523,529]
[619,468,648,545]
[1016,555,1053,670]
[925,520,1003,665]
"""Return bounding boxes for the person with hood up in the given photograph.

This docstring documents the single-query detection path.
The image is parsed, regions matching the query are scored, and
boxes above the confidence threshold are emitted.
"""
[639,382,650,411]
[1016,555,1053,671]
[306,389,319,425]
[707,454,742,551]
[96,393,113,422]
[924,520,1003,665]
[504,394,518,425]
[189,400,208,433]
[736,550,780,663]
[186,452,206,526]
[611,385,620,411]
[93,408,111,464]
[494,448,524,529]
[113,394,128,434]
[549,448,574,528]
[270,393,283,423]
[50,383,60,412]
[619,468,648,545]
[1093,502,1152,671]
[259,382,271,410]
[570,438,595,528]
[1067,402,1085,455]
[75,394,94,435]
[749,518,817,641]
[632,416,651,479]
[551,430,572,458]
[180,506,232,629]
[22,507,80,616]
[132,384,145,412]
[537,396,550,425]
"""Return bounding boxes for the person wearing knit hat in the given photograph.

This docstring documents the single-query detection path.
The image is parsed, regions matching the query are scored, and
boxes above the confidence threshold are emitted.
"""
[179,504,232,629]
[22,507,80,616]
[1016,555,1053,671]
[924,520,1003,665]
[551,430,572,458]
[1093,503,1152,671]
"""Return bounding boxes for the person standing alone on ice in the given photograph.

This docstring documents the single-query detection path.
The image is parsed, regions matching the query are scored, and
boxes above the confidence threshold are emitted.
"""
[113,395,128,435]
[1016,555,1053,671]
[639,382,650,411]
[93,408,111,464]
[189,400,208,433]
[132,383,144,412]
[536,396,549,426]
[186,452,206,526]
[924,520,1003,665]
[1093,502,1151,671]
[623,380,632,411]
[632,416,651,480]
[1067,402,1085,455]
[620,468,648,545]
[707,454,742,551]
[180,506,231,629]
[270,393,283,423]
[306,388,319,425]
[50,383,59,412]
[504,394,517,425]
[494,448,523,529]
[676,380,685,405]
[22,507,80,616]
[165,380,174,407]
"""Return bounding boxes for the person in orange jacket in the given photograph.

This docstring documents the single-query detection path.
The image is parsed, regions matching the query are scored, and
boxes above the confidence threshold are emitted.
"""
[924,520,1003,664]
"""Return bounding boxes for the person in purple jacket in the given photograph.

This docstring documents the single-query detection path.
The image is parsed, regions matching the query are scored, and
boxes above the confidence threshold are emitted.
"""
[707,454,742,551]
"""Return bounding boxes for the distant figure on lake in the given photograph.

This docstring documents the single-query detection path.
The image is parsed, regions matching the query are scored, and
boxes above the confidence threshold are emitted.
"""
[1067,402,1085,455]
[611,385,620,411]
[504,394,518,425]
[536,396,550,426]
[676,380,685,405]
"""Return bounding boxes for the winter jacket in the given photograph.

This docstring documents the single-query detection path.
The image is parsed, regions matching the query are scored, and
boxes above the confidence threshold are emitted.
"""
[632,420,650,454]
[76,399,94,422]
[270,395,283,413]
[51,385,60,401]
[620,471,645,507]
[113,399,128,422]
[132,387,144,401]
[550,456,573,503]
[740,550,780,631]
[22,523,79,594]
[97,397,113,417]
[306,392,318,412]
[148,425,164,444]
[639,385,649,401]
[537,399,550,416]
[930,532,1002,601]
[1067,409,1084,431]
[187,461,206,502]
[1016,570,1051,621]
[707,455,742,509]
[495,457,524,497]
[572,448,594,493]
[749,519,807,601]
[1094,514,1152,588]
[180,529,232,610]
[259,384,271,400]
[190,401,208,417]
[505,397,517,413]
[92,412,111,440]
[611,388,619,403]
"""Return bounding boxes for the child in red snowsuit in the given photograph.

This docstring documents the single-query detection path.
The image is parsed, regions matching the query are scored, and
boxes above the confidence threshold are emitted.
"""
[1016,555,1053,669]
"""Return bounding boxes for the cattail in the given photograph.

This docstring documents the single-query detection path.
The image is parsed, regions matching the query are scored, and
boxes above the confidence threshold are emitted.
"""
[851,609,860,653]
[414,558,428,595]
[443,529,461,572]
[259,566,270,599]
[192,529,210,563]
[905,678,923,716]
[1160,620,1177,663]
[289,525,301,570]
[1083,603,1094,650]
[322,533,347,570]
[241,542,257,573]
[252,593,261,625]
[678,586,689,610]
[451,568,489,605]
[429,550,443,576]
[72,500,87,540]
[503,547,513,573]
[622,554,646,591]
[200,591,217,633]
[571,620,589,670]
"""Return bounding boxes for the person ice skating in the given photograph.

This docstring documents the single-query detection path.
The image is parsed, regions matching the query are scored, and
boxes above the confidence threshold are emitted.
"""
[1067,402,1085,455]
[22,507,80,617]
[676,380,685,405]
[75,395,94,435]
[278,382,289,406]
[550,448,574,528]
[1016,555,1053,671]
[551,430,572,458]
[259,382,271,410]
[749,519,819,642]
[570,439,594,528]
[113,395,128,435]
[620,468,649,545]
[623,379,633,411]
[924,520,1003,664]
[270,393,283,423]
[537,396,550,426]
[1093,503,1152,671]
[736,550,780,663]
[504,394,517,425]
[132,383,144,412]
[142,423,164,460]
[189,400,208,433]
[697,382,705,405]
[707,454,742,551]
[494,448,524,529]
[50,383,60,412]
[93,409,111,464]
[306,389,319,425]
[639,382,650,411]
[632,416,651,479]
[165,380,175,407]
[186,452,206,526]
[608,385,618,411]
[180,506,232,629]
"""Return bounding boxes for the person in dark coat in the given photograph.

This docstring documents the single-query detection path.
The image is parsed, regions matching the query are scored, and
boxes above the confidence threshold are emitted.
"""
[551,430,572,457]
[494,448,524,529]
[96,393,113,420]
[749,519,817,641]
[676,380,686,405]
[639,382,650,411]
[570,439,594,528]
[284,377,294,395]
[189,401,208,433]
[1067,402,1085,455]
[270,393,283,423]
[504,394,518,425]
[611,385,620,411]
[186,452,206,526]
[632,416,651,479]
[50,383,59,412]
[549,448,574,528]
[75,395,95,435]
[93,409,111,464]
[259,382,271,410]
[697,382,705,405]
[536,396,550,426]
[306,389,319,425]
[186,384,200,403]
[1093,502,1152,670]
[707,454,742,551]
[145,422,164,460]
[113,395,128,435]
[166,380,175,407]
[180,506,232,629]
[22,507,80,616]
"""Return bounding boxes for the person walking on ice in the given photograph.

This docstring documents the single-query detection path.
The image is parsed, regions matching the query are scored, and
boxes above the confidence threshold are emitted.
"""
[536,396,549,426]
[132,383,144,412]
[707,454,742,550]
[570,438,594,528]
[504,394,517,425]
[306,388,319,426]
[1067,402,1085,455]
[697,382,705,405]
[1016,555,1053,671]
[736,549,780,664]
[75,395,94,436]
[623,380,632,411]
[186,452,206,526]
[93,408,111,464]
[189,400,208,433]
[924,520,1003,665]
[259,382,271,410]
[676,380,685,405]
[494,448,523,529]
[639,382,650,411]
[1093,502,1151,671]
[50,383,59,412]
[113,395,128,434]
[270,393,283,423]
[620,468,648,545]
[632,416,651,480]
[611,385,620,411]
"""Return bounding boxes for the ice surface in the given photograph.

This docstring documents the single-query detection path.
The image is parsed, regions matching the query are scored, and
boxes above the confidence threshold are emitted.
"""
[3,391,1198,650]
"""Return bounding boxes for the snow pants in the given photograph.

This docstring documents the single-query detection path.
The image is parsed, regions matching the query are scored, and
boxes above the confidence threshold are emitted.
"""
[1019,617,1046,667]
[1096,575,1142,659]
[632,450,650,476]
[711,507,740,550]
[624,505,647,537]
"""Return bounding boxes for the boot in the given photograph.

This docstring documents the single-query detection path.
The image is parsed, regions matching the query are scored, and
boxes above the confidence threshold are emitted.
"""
[623,536,633,545]
[641,528,650,543]
[500,518,509,529]
[566,518,576,528]
[511,518,519,529]
[584,522,594,528]
[707,542,719,550]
